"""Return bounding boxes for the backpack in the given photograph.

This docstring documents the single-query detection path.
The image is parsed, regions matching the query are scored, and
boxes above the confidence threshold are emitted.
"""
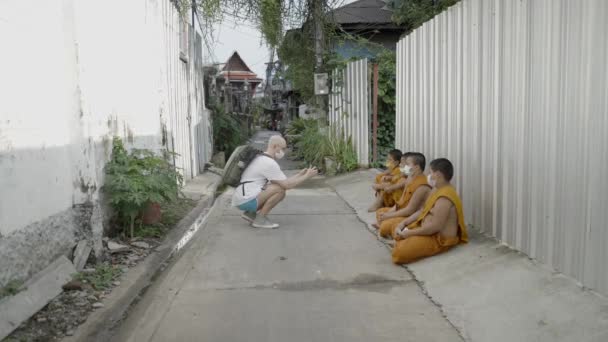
[222,145,265,187]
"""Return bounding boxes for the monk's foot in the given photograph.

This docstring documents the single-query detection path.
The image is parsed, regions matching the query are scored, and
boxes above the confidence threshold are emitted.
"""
[377,234,394,246]
[371,223,380,229]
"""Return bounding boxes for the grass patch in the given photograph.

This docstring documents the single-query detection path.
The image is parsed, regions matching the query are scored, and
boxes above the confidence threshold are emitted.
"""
[162,197,197,226]
[0,279,25,300]
[74,264,121,291]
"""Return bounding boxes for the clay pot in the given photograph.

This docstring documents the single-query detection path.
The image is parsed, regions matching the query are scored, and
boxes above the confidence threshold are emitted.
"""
[142,202,162,225]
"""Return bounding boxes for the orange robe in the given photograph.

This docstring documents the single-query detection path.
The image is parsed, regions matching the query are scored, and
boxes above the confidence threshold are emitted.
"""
[391,185,468,265]
[374,167,403,207]
[375,175,430,238]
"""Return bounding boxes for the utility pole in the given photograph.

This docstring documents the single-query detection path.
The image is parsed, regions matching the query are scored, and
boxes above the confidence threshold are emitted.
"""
[312,0,324,71]
[265,48,275,106]
[311,0,327,119]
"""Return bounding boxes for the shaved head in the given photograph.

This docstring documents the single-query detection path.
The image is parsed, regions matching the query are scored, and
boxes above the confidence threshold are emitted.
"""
[268,135,286,148]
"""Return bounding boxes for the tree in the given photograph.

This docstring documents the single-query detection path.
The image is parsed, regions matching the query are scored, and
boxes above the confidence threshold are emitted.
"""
[388,0,461,33]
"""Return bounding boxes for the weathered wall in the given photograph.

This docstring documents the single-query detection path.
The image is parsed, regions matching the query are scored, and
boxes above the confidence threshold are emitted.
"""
[0,0,210,286]
[395,0,608,295]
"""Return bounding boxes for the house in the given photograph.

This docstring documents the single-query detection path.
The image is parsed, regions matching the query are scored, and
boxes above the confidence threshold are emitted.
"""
[329,0,405,59]
[217,52,263,114]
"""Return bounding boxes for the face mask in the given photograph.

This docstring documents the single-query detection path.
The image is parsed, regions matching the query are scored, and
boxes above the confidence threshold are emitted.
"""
[427,173,436,188]
[275,149,285,160]
[401,165,413,176]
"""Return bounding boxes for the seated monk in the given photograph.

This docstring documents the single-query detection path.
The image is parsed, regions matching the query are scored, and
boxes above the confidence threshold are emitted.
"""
[374,152,432,238]
[372,149,402,185]
[368,149,405,212]
[390,158,468,265]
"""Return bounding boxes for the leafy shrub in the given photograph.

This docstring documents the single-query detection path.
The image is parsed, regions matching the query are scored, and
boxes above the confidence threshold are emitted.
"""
[286,118,319,146]
[104,138,182,238]
[325,127,359,174]
[295,124,359,174]
[295,125,326,168]
[211,103,244,158]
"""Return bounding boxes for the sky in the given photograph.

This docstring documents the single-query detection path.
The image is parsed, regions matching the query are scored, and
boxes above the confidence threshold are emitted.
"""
[208,0,357,79]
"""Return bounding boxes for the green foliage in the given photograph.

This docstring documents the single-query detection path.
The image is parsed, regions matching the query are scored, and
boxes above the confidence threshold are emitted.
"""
[74,264,121,291]
[250,100,265,126]
[285,117,319,146]
[389,0,461,33]
[0,279,24,300]
[286,118,319,136]
[295,125,327,168]
[277,29,316,101]
[324,127,359,174]
[211,103,244,158]
[259,0,282,47]
[294,124,358,174]
[104,138,182,238]
[374,50,397,162]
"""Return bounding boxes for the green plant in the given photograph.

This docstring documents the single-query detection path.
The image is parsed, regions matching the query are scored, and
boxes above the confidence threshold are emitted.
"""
[325,126,358,173]
[211,103,244,158]
[286,118,319,136]
[285,117,319,146]
[104,138,183,238]
[74,264,120,291]
[389,0,461,33]
[0,279,24,300]
[374,50,397,162]
[295,125,326,168]
[294,124,359,174]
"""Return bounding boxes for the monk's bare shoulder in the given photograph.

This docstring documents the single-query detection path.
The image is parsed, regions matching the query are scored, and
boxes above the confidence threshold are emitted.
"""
[431,197,453,219]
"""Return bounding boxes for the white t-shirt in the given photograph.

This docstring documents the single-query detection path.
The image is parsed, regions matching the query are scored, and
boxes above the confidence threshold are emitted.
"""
[231,155,287,206]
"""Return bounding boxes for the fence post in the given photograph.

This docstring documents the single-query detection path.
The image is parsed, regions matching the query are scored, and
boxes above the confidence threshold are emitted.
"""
[372,63,379,164]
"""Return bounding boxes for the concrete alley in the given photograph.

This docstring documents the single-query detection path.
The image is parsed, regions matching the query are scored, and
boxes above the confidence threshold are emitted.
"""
[112,136,461,341]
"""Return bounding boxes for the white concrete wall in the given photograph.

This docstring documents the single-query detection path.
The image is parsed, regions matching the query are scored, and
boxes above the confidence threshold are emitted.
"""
[395,0,608,295]
[0,0,210,286]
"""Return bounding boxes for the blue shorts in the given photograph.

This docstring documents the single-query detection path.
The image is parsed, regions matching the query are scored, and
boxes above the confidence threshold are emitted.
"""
[237,198,258,212]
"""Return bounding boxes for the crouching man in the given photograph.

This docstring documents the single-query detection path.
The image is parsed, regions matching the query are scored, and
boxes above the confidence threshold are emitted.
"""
[391,158,468,264]
[232,135,318,229]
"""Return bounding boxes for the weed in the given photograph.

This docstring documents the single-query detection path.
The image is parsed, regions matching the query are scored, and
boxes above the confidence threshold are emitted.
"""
[74,264,120,291]
[0,279,25,300]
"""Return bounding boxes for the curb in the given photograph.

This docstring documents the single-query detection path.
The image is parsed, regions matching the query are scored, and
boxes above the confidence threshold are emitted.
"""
[63,178,222,342]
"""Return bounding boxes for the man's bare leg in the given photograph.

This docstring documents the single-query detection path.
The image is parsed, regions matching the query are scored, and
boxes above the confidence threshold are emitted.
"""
[258,190,286,215]
[251,184,286,228]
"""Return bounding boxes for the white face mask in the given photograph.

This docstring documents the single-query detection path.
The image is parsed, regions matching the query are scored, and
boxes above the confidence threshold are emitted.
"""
[275,149,285,160]
[401,165,413,176]
[427,173,436,188]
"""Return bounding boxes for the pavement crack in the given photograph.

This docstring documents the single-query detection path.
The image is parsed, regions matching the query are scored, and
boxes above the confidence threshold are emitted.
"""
[210,275,414,293]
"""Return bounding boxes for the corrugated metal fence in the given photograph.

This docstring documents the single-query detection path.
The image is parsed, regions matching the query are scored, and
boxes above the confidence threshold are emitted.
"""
[329,59,370,166]
[161,2,211,180]
[396,0,608,295]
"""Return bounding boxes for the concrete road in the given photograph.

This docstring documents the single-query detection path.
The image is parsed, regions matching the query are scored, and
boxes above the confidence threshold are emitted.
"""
[113,167,462,341]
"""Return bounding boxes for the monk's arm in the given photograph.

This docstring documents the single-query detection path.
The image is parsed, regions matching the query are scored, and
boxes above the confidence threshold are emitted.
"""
[392,187,430,218]
[385,178,407,192]
[396,208,423,230]
[407,198,452,237]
